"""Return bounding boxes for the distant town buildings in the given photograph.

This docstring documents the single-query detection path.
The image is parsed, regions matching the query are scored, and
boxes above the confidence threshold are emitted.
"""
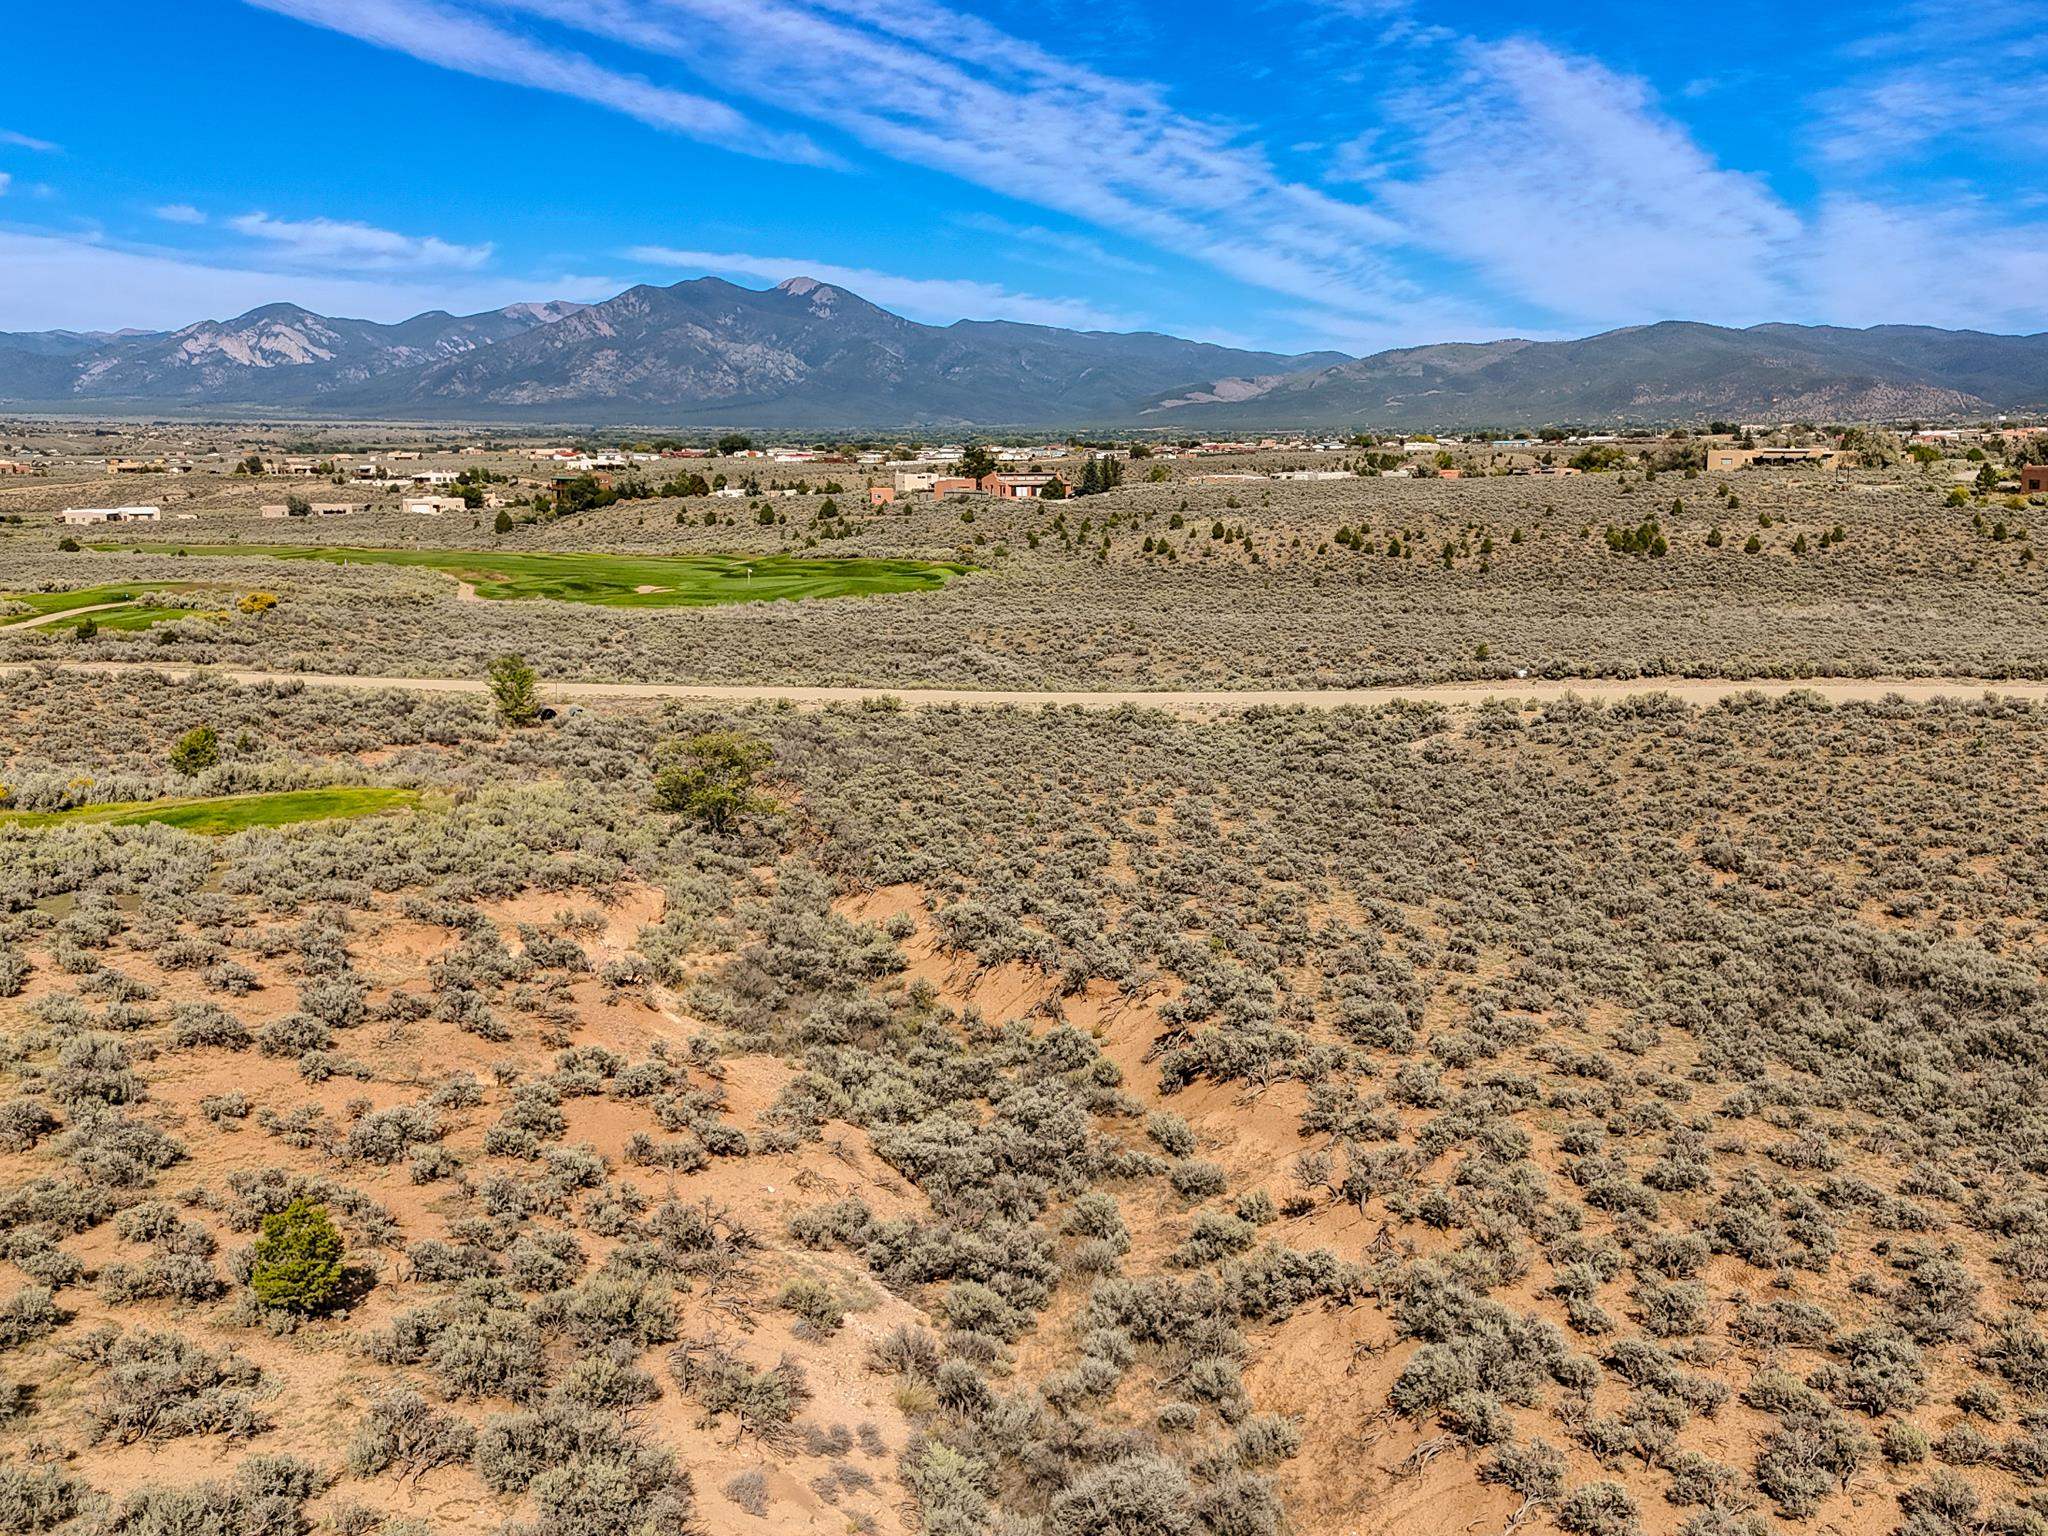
[401,495,465,516]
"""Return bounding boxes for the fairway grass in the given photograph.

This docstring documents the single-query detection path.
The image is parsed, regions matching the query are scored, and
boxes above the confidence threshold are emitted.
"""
[2,582,218,633]
[2,786,423,834]
[90,545,969,607]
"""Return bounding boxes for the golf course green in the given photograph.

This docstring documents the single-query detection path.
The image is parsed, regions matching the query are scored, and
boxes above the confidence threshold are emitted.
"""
[89,545,969,607]
[2,787,423,834]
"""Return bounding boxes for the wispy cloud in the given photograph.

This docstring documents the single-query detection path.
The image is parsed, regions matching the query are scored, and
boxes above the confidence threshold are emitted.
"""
[239,0,835,167]
[329,0,1464,334]
[0,228,612,331]
[952,213,1159,278]
[0,129,59,153]
[1379,38,1800,326]
[229,211,493,270]
[0,174,11,197]
[626,246,1132,329]
[236,0,2048,345]
[1800,197,2048,332]
[1818,1,2048,165]
[153,203,208,225]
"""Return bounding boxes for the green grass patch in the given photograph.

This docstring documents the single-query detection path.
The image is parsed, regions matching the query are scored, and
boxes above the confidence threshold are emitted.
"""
[2,787,423,834]
[2,582,216,633]
[51,605,224,633]
[87,545,968,608]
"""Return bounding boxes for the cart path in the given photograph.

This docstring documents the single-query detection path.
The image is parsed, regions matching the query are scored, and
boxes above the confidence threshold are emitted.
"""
[4,660,2047,712]
[0,602,137,632]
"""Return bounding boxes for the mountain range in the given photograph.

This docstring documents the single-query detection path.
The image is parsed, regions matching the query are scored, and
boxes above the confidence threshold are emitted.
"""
[3,275,2045,428]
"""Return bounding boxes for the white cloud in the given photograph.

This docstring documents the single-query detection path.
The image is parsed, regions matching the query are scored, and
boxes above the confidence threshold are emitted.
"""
[1379,39,1801,327]
[153,203,208,225]
[236,0,2048,345]
[0,129,59,153]
[228,211,493,271]
[0,229,612,331]
[241,0,834,166]
[1818,2,2048,166]
[302,0,1463,333]
[0,174,11,197]
[626,246,1132,329]
[953,214,1159,278]
[1799,198,2048,331]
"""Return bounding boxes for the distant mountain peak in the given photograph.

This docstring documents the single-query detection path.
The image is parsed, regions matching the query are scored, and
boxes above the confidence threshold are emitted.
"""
[498,300,586,325]
[5,277,2043,426]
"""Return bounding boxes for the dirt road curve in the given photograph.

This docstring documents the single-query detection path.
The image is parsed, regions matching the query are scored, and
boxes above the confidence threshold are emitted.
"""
[6,660,2048,712]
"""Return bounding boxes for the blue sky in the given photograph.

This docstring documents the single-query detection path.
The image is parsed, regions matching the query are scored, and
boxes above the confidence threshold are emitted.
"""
[3,0,2045,352]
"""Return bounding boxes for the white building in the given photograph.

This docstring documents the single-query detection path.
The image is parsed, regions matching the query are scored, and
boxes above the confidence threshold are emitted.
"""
[401,495,465,517]
[59,506,160,525]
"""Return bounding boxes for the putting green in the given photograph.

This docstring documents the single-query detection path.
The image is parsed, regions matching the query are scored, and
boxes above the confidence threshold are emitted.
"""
[89,545,968,607]
[2,787,423,834]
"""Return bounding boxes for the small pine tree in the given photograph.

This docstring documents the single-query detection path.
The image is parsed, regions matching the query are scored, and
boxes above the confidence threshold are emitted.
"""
[652,732,774,830]
[250,1198,345,1313]
[487,654,541,728]
[494,509,514,534]
[169,724,220,777]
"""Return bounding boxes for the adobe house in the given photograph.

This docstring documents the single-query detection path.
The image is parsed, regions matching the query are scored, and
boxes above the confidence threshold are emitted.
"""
[978,472,1069,499]
[1705,446,1848,472]
[2023,464,2048,494]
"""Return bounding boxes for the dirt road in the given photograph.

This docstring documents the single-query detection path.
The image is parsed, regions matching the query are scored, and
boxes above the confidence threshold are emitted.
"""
[5,660,2045,713]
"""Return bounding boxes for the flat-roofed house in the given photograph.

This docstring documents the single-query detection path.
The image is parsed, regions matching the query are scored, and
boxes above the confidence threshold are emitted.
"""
[59,505,160,524]
[1705,446,1848,472]
[979,472,1067,499]
[2024,464,2048,494]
